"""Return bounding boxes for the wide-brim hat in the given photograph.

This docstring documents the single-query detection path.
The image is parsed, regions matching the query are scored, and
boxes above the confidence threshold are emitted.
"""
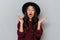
[22,2,40,16]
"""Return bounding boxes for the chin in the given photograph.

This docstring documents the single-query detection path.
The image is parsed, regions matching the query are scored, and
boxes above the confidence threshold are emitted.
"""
[29,17,33,19]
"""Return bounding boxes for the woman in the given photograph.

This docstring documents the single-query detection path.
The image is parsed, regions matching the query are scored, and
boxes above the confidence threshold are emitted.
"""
[17,2,46,40]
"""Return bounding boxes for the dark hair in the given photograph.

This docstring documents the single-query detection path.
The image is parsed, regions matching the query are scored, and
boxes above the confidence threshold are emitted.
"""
[22,5,39,32]
[22,2,40,16]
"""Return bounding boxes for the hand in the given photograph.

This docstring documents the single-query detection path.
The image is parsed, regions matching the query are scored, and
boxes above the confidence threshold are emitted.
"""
[38,17,47,24]
[37,17,47,30]
[16,15,24,32]
[16,15,24,24]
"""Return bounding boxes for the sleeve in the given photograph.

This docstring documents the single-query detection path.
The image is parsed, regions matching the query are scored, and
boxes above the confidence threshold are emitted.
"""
[34,24,43,38]
[17,21,25,38]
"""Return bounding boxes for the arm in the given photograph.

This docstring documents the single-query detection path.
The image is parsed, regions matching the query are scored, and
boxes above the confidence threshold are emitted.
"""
[34,17,46,38]
[17,21,24,38]
[34,23,43,38]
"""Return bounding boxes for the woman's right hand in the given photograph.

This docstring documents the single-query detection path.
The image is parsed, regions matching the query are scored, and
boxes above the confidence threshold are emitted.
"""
[16,15,24,24]
[16,15,24,32]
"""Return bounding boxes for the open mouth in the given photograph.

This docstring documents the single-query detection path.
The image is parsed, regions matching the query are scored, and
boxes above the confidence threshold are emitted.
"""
[29,14,32,15]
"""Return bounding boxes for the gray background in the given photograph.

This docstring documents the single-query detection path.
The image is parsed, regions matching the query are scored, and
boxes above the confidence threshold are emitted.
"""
[0,0,60,40]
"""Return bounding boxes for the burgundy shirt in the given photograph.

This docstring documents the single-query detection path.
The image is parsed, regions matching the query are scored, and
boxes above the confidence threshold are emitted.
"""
[17,21,43,40]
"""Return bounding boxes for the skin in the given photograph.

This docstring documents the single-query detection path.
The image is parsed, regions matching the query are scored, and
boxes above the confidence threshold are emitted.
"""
[16,6,47,32]
[27,6,35,21]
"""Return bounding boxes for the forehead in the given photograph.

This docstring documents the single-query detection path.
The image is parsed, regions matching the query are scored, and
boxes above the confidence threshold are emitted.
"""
[28,6,33,8]
[27,5,35,10]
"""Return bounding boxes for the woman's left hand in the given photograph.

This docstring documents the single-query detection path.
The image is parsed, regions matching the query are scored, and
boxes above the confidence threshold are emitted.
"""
[37,17,47,30]
[38,17,47,24]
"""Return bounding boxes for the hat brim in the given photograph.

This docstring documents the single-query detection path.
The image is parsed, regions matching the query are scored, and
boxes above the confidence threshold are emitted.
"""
[22,2,40,16]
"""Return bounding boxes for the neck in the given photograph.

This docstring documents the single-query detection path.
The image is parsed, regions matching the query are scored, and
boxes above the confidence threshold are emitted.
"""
[29,18,32,21]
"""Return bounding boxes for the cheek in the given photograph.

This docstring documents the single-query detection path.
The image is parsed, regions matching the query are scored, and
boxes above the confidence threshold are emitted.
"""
[27,10,30,15]
[27,11,29,16]
[32,11,35,16]
[27,12,30,17]
[32,13,34,16]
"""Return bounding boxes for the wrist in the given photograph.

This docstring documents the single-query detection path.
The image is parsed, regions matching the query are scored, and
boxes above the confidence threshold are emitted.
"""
[37,23,41,30]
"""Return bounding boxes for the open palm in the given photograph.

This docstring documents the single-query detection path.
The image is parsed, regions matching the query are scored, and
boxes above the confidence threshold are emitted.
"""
[38,17,47,24]
[16,15,23,24]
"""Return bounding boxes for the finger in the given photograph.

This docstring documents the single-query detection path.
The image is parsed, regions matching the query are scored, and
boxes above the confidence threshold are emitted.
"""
[41,17,47,22]
[17,15,21,20]
[17,15,20,19]
[16,15,21,21]
[40,17,47,23]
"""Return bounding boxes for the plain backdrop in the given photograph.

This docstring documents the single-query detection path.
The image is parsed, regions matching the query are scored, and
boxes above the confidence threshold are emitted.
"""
[0,0,60,40]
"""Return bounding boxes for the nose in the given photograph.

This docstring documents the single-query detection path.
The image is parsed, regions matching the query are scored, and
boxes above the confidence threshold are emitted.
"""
[29,10,32,14]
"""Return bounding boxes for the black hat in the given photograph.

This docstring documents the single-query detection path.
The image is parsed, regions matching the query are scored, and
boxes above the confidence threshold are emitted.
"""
[22,2,40,16]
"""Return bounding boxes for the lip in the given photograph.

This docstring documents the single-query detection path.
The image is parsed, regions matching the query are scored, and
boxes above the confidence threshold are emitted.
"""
[29,14,32,15]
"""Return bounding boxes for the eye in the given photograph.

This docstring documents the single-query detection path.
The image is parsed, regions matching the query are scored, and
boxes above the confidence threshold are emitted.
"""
[31,10,34,11]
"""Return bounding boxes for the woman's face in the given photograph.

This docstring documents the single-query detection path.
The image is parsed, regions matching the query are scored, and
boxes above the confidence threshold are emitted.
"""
[27,6,35,19]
